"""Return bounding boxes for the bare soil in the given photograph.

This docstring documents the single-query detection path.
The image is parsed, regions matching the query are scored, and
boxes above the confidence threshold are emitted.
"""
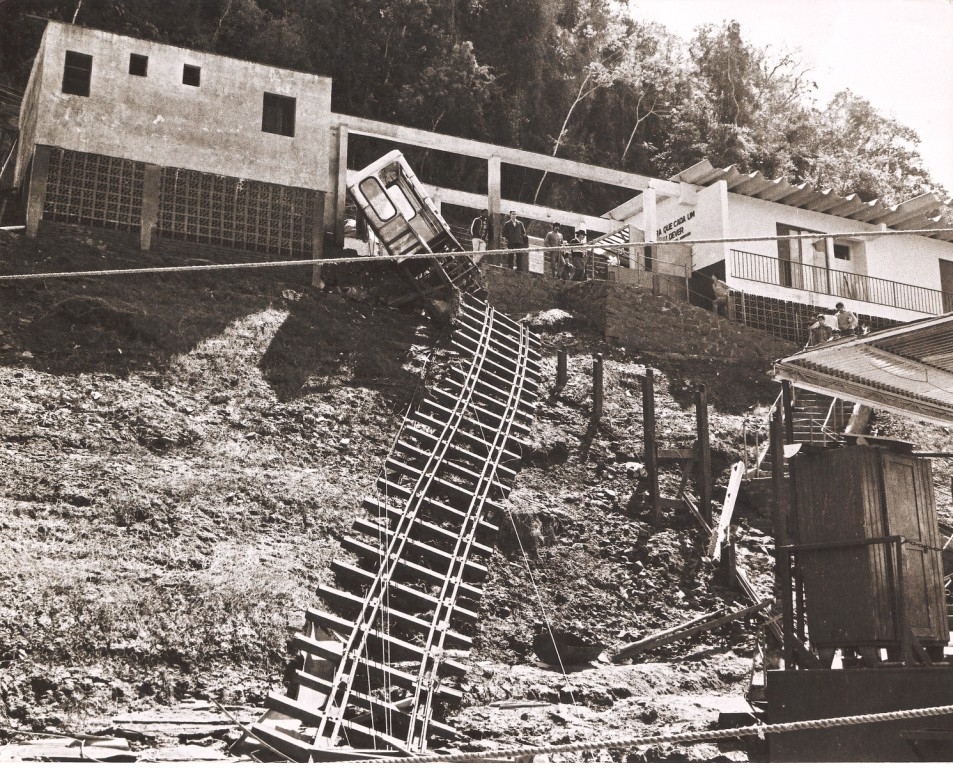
[1,229,948,761]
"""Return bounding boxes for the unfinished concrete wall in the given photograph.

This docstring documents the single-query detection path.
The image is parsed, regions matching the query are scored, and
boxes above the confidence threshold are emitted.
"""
[29,21,331,192]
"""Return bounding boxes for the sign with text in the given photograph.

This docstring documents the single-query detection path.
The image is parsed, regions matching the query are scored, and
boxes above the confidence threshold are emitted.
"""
[656,209,695,242]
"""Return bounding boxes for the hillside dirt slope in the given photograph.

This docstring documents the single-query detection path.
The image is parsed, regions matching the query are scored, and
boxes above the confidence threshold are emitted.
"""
[1,229,948,761]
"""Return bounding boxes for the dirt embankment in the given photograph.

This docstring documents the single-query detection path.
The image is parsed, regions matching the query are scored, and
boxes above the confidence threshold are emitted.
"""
[5,228,945,760]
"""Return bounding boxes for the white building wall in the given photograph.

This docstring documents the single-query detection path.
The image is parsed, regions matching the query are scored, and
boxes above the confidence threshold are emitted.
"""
[27,21,331,191]
[721,193,953,319]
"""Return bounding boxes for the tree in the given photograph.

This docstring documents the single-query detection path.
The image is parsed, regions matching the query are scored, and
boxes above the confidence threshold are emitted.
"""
[807,90,942,203]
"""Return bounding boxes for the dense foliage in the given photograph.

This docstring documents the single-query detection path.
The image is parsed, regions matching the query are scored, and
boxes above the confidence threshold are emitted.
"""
[0,0,946,209]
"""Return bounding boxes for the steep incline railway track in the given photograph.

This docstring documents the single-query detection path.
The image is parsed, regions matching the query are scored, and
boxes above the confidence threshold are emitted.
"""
[246,294,542,761]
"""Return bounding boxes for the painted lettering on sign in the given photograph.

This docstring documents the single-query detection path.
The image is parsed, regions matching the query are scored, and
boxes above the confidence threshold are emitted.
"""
[656,209,695,242]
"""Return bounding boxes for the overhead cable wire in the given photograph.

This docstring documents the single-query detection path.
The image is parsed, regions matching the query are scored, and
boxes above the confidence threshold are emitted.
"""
[3,227,953,282]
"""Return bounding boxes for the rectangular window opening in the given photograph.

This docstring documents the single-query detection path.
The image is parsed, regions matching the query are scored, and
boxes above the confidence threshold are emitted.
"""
[183,64,201,87]
[62,50,92,96]
[834,242,852,260]
[262,92,296,137]
[129,53,148,77]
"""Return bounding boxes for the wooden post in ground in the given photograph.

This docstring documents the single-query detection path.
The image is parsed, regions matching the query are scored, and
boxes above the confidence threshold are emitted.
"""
[771,405,795,669]
[695,384,712,527]
[556,348,567,391]
[782,380,795,444]
[592,354,603,423]
[641,368,661,525]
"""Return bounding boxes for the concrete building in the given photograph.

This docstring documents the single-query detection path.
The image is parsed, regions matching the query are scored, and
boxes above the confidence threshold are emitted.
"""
[16,21,331,258]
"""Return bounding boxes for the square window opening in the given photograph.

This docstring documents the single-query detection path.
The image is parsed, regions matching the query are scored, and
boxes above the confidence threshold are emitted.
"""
[62,50,92,96]
[262,92,296,137]
[183,64,201,87]
[129,53,148,77]
[834,242,852,260]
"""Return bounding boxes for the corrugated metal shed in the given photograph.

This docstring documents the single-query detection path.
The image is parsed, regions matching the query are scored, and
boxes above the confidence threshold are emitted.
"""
[773,313,953,425]
[671,160,953,242]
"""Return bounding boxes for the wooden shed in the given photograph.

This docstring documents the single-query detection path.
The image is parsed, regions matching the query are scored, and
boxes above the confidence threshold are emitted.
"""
[791,445,946,656]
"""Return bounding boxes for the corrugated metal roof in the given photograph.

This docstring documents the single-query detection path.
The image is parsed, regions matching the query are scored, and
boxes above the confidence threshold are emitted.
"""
[671,160,953,242]
[773,313,953,425]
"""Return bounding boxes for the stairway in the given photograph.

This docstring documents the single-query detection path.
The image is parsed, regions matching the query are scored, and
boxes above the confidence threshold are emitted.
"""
[744,389,856,516]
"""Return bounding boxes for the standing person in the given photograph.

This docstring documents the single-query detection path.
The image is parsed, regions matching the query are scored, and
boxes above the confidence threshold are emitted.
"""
[470,209,492,262]
[569,229,587,280]
[501,210,527,270]
[711,274,730,317]
[834,302,859,337]
[805,313,834,348]
[544,222,564,277]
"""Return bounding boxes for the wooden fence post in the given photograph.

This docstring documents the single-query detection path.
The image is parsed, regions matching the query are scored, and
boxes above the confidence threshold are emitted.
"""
[695,384,712,527]
[556,348,567,391]
[592,354,604,423]
[642,368,661,525]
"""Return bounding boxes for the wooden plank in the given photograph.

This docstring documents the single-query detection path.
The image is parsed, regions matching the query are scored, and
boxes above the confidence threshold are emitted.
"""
[352,518,489,581]
[327,561,481,623]
[708,462,745,559]
[339,535,485,602]
[613,600,771,661]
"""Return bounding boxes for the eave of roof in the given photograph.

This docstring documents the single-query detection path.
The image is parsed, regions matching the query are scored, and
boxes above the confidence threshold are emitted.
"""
[773,312,953,426]
[670,159,953,243]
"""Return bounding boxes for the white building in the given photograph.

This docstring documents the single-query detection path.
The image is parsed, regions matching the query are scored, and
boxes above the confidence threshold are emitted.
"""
[603,160,953,341]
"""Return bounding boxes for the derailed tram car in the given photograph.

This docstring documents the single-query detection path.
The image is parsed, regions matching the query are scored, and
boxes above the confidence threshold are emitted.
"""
[347,151,484,304]
[347,150,463,257]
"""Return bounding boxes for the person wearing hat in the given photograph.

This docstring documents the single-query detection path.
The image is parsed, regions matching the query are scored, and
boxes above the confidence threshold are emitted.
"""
[501,210,527,269]
[569,228,588,280]
[544,222,564,278]
[806,312,834,348]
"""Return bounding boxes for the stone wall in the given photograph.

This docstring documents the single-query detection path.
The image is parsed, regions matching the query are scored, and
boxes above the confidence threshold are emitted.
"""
[481,266,561,316]
[604,283,796,362]
[483,266,797,364]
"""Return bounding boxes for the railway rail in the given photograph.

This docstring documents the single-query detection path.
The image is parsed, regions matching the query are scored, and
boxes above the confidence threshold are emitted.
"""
[243,293,542,761]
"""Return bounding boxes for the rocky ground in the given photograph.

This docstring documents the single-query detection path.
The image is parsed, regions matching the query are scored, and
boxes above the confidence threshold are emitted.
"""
[0,228,949,761]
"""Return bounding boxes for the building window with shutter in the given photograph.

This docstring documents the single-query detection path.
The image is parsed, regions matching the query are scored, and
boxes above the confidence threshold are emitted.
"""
[261,92,296,137]
[62,51,92,96]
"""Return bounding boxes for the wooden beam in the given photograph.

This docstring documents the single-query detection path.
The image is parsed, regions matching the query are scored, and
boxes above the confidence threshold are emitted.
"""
[333,113,681,196]
[613,600,770,661]
[708,462,745,558]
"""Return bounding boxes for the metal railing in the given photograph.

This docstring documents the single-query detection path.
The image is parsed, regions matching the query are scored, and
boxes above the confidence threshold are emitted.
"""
[730,250,953,315]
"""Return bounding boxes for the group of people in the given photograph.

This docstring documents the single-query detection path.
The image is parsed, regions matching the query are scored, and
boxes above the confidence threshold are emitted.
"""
[805,302,864,348]
[470,211,592,279]
[544,222,591,280]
